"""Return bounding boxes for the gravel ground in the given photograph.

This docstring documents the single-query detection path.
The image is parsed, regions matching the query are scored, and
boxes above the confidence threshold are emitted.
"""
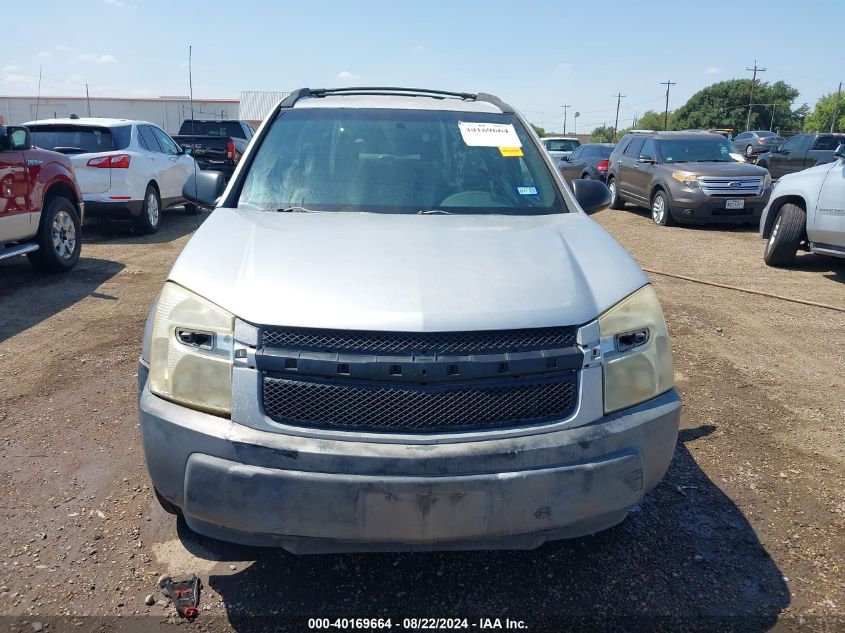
[0,206,843,632]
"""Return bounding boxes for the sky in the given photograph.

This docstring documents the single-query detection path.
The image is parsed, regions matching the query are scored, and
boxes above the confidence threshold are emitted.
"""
[2,0,844,133]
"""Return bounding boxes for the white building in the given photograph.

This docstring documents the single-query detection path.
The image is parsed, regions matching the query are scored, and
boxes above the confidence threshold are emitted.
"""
[239,91,290,124]
[0,95,240,135]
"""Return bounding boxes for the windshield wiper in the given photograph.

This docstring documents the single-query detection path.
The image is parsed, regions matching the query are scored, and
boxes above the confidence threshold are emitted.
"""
[276,206,317,213]
[418,209,453,215]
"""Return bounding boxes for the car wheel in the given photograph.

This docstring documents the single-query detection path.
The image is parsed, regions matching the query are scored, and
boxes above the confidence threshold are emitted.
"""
[134,185,161,234]
[581,173,591,179]
[27,196,82,272]
[607,178,624,210]
[745,144,755,157]
[651,190,675,226]
[764,203,805,267]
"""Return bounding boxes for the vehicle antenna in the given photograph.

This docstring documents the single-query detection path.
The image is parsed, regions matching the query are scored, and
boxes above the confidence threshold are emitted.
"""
[34,66,42,123]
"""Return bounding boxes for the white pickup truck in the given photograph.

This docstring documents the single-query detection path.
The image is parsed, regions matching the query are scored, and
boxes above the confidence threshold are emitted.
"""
[761,144,845,266]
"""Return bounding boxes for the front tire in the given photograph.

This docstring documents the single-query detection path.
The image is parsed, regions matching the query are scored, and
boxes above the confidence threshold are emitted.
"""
[651,190,675,226]
[27,196,81,272]
[134,185,161,234]
[607,177,624,210]
[764,203,805,267]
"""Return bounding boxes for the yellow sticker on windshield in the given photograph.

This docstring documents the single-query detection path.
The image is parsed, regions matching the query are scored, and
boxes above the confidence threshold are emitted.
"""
[499,147,523,157]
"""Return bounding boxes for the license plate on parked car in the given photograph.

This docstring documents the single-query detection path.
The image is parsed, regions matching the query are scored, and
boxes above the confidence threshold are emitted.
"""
[725,199,745,210]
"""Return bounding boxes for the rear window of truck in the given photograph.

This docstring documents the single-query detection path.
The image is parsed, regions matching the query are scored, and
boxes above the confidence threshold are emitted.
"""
[179,121,247,138]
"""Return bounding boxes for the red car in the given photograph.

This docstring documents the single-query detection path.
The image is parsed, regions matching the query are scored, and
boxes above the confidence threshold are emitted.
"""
[0,124,84,272]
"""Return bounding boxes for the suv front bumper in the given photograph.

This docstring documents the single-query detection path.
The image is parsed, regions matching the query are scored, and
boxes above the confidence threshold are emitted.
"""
[139,364,680,553]
[670,190,771,224]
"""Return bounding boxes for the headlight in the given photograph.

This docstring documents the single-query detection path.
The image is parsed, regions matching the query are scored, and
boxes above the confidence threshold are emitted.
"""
[763,173,772,189]
[671,171,700,188]
[149,282,234,415]
[598,285,674,413]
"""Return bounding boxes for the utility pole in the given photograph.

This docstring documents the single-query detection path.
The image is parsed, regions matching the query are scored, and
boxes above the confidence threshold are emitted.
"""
[561,104,570,135]
[746,60,766,131]
[85,83,91,117]
[660,78,676,130]
[573,111,580,135]
[613,93,626,137]
[831,81,842,133]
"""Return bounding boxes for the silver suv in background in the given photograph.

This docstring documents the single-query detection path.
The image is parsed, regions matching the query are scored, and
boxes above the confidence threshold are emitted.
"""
[139,87,680,553]
[541,136,581,162]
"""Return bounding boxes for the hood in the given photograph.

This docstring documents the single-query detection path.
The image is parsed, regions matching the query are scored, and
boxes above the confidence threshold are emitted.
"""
[168,209,649,331]
[664,161,768,177]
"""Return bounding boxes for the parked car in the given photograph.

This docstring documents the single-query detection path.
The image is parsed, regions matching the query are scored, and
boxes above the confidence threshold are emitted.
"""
[24,118,197,234]
[139,86,680,553]
[732,130,785,157]
[558,143,614,183]
[540,136,581,161]
[606,131,772,226]
[760,143,845,266]
[172,120,255,181]
[756,132,845,180]
[0,125,84,271]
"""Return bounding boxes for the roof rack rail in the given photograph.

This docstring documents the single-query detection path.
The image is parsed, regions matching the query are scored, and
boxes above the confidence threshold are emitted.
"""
[278,87,514,113]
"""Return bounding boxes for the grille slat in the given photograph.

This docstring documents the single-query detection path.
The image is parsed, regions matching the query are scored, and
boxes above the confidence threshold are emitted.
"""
[699,175,764,197]
[262,374,578,433]
[261,326,578,356]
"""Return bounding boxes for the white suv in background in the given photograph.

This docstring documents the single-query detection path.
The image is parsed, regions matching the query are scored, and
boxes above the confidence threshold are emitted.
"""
[23,118,197,234]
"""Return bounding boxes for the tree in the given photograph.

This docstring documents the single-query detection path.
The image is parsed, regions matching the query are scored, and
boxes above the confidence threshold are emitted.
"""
[530,123,546,137]
[804,91,845,132]
[590,125,616,143]
[632,109,675,131]
[673,79,804,133]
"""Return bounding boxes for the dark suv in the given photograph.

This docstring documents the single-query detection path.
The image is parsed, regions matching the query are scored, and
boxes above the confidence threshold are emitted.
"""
[606,132,772,226]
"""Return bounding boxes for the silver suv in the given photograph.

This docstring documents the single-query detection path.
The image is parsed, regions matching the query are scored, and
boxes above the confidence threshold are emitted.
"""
[139,87,680,553]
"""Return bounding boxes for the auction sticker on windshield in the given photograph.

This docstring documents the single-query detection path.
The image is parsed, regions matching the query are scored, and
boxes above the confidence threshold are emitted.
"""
[458,122,522,148]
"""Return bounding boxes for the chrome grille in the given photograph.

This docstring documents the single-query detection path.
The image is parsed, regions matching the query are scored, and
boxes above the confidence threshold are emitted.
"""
[261,326,578,355]
[262,373,578,432]
[699,176,764,197]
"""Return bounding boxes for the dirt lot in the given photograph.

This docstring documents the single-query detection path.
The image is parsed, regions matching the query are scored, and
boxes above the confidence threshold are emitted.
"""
[0,206,843,632]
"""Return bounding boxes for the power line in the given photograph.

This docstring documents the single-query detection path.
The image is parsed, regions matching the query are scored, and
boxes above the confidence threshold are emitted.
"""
[660,78,676,130]
[746,60,766,131]
[613,93,626,135]
[560,104,570,134]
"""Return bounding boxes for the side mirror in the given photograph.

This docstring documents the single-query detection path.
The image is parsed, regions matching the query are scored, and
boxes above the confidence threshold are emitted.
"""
[835,144,845,159]
[572,178,611,215]
[180,146,192,156]
[183,170,225,209]
[638,154,656,164]
[8,126,32,151]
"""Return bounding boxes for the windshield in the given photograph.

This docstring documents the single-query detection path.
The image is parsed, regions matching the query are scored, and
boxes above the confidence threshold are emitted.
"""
[659,138,741,163]
[181,121,246,138]
[545,139,580,152]
[28,124,131,153]
[238,108,567,215]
